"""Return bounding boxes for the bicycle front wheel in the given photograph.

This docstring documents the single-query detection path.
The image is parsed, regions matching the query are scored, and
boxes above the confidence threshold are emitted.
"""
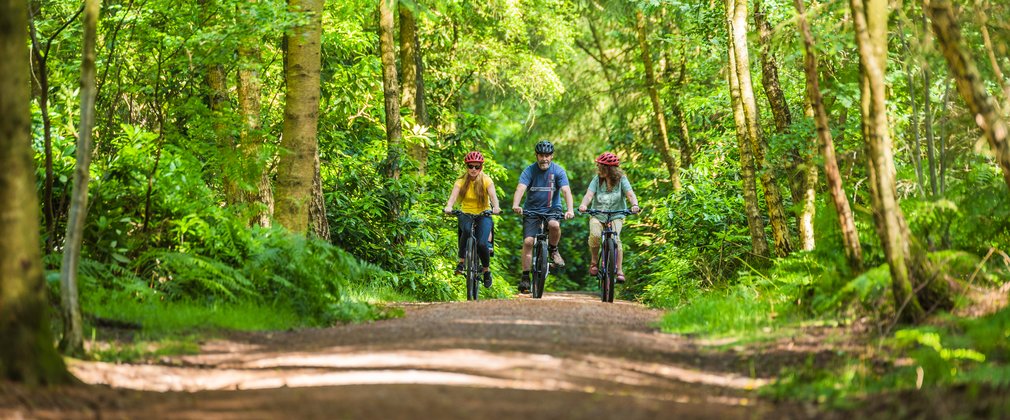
[602,237,617,303]
[532,239,549,299]
[465,237,480,301]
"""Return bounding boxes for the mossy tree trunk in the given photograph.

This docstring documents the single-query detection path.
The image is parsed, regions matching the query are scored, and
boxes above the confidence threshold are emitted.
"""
[275,0,324,234]
[237,0,273,227]
[727,0,792,257]
[795,0,863,271]
[1,0,75,384]
[726,15,770,259]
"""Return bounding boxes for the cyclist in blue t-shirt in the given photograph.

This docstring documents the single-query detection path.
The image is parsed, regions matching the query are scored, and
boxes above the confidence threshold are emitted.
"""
[510,140,575,294]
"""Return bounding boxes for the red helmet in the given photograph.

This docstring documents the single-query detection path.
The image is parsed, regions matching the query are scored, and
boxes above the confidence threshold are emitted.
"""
[595,152,619,166]
[464,151,484,163]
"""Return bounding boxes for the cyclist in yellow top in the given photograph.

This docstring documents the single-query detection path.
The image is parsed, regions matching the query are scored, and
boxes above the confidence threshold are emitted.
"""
[443,151,502,287]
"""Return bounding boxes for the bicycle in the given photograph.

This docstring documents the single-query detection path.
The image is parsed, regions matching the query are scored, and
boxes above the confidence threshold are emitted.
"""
[449,210,494,301]
[521,209,560,299]
[581,209,634,303]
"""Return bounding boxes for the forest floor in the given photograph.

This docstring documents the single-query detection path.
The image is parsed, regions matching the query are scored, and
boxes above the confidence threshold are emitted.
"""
[0,292,998,419]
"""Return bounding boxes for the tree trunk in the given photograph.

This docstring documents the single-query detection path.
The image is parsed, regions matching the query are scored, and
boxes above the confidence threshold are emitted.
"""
[399,3,428,175]
[728,0,793,257]
[379,0,402,178]
[755,0,816,251]
[28,18,57,251]
[0,0,74,384]
[309,151,329,240]
[975,8,1010,109]
[57,0,101,357]
[922,15,938,197]
[207,63,240,204]
[636,10,681,190]
[727,18,770,259]
[236,2,273,227]
[896,18,926,196]
[795,0,863,271]
[853,0,953,322]
[275,0,323,234]
[927,0,1010,194]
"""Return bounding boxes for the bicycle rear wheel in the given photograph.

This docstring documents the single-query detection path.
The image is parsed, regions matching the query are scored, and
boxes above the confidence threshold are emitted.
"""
[465,237,479,301]
[602,237,617,303]
[532,239,548,299]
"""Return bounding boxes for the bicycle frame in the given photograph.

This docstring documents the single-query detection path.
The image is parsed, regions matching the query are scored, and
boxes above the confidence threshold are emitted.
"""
[581,209,633,303]
[451,210,492,301]
[522,209,559,299]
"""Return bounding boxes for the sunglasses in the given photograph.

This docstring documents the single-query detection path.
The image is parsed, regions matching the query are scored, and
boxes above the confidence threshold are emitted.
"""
[467,164,483,170]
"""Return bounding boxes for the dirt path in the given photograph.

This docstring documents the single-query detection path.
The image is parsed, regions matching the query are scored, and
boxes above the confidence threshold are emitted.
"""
[2,292,819,419]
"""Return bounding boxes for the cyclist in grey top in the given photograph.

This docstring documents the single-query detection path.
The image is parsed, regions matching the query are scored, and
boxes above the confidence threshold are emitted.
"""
[511,140,575,294]
[577,152,641,283]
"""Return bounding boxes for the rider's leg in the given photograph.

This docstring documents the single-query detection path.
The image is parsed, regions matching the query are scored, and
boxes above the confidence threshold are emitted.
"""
[521,236,535,271]
[547,219,561,246]
[613,219,625,281]
[588,218,602,269]
[475,216,493,270]
[547,219,565,266]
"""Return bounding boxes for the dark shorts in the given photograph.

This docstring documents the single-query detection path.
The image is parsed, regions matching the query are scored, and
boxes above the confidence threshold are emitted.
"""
[523,212,563,238]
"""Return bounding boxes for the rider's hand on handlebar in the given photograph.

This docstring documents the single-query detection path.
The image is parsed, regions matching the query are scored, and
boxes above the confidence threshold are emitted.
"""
[492,206,501,215]
[631,205,641,214]
[578,205,587,213]
[512,205,523,215]
[565,210,575,220]
[444,206,453,215]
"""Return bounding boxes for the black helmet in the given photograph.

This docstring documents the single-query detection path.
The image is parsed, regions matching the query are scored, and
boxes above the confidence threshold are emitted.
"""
[534,140,554,155]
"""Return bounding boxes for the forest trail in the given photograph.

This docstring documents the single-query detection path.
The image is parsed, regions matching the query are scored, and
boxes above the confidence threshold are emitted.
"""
[3,292,828,419]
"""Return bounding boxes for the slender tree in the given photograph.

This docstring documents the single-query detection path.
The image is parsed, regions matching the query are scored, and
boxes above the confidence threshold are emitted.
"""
[636,10,681,190]
[852,0,957,321]
[275,0,324,234]
[727,0,792,257]
[237,0,273,227]
[57,0,101,357]
[755,0,816,251]
[399,3,428,175]
[927,0,1010,194]
[727,20,770,259]
[1,0,74,383]
[794,0,863,271]
[379,0,402,182]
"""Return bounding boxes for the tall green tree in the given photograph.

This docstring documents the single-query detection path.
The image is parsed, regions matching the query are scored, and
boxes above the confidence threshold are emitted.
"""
[276,0,325,235]
[58,0,101,357]
[1,0,74,383]
[378,0,402,182]
[726,0,792,257]
[794,0,862,271]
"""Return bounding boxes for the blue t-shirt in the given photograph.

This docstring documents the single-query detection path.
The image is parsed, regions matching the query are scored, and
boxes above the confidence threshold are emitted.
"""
[518,162,569,211]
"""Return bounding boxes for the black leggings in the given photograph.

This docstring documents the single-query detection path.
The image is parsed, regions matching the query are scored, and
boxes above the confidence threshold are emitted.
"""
[458,216,493,268]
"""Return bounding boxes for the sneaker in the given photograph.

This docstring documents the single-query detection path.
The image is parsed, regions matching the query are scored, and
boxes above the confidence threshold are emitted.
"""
[518,279,531,294]
[482,271,493,288]
[550,250,565,267]
[616,273,626,283]
[454,262,464,275]
[589,263,598,276]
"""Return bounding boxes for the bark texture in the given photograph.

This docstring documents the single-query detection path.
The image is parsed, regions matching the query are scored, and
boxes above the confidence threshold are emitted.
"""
[795,0,863,271]
[726,17,770,259]
[275,0,323,234]
[854,0,953,321]
[755,0,816,251]
[58,0,101,357]
[0,0,74,384]
[727,0,792,257]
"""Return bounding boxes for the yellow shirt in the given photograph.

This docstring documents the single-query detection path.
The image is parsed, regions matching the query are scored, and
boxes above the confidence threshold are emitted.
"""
[454,173,493,214]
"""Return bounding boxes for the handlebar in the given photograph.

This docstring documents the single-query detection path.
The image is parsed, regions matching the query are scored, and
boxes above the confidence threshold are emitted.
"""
[579,209,636,216]
[448,210,494,217]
